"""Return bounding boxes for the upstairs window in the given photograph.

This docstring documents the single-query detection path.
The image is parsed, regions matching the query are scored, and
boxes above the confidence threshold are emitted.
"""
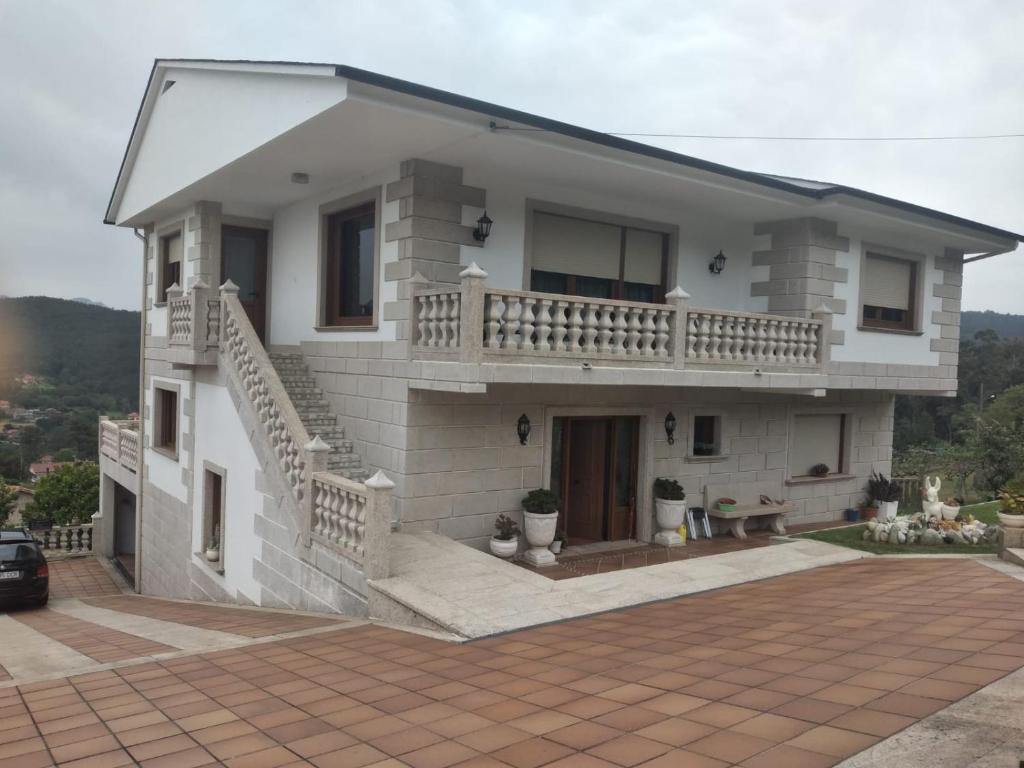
[861,252,917,331]
[530,211,667,302]
[323,201,376,326]
[158,231,183,304]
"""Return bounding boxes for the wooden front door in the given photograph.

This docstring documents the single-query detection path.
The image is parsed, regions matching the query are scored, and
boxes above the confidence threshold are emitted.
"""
[558,416,640,545]
[222,225,269,342]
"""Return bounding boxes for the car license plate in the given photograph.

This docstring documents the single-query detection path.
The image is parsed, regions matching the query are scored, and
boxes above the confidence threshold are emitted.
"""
[0,571,20,580]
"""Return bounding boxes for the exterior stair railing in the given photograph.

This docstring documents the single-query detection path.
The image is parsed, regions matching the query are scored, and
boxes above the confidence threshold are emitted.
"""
[217,281,392,578]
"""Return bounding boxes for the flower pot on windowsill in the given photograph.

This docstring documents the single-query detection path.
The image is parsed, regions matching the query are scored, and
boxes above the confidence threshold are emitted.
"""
[489,536,519,558]
[205,547,220,563]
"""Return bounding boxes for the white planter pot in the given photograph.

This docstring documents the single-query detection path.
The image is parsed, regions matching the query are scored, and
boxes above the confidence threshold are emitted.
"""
[489,536,519,558]
[941,504,960,521]
[998,511,1024,529]
[205,548,220,563]
[654,498,687,547]
[523,511,558,566]
[875,500,899,522]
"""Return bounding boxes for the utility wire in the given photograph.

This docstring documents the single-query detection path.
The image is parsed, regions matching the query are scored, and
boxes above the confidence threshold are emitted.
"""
[489,124,1024,142]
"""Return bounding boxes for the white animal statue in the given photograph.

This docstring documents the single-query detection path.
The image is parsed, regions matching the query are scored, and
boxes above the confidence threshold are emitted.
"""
[923,476,943,519]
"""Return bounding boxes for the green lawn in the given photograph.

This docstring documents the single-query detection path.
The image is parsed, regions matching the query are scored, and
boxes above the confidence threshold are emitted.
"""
[795,502,1001,555]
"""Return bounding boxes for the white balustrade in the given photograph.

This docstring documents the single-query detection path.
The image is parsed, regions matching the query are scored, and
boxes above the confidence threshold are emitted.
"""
[684,309,822,366]
[413,290,461,349]
[482,290,674,360]
[98,419,140,472]
[311,474,368,560]
[36,524,93,554]
[168,294,193,344]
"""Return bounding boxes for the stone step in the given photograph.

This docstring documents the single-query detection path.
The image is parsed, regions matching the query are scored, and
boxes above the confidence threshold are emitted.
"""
[1002,548,1024,569]
[295,404,331,415]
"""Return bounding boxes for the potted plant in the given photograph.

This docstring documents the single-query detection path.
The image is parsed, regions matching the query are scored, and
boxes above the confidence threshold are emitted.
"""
[811,463,830,478]
[997,482,1024,529]
[653,478,686,546]
[941,496,961,521]
[859,497,879,520]
[205,527,221,563]
[521,489,559,566]
[550,530,566,555]
[868,471,900,522]
[844,507,860,522]
[490,514,521,558]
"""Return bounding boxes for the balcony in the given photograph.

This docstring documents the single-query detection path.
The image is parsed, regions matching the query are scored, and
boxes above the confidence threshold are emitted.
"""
[410,265,833,386]
[166,281,221,367]
[99,419,140,473]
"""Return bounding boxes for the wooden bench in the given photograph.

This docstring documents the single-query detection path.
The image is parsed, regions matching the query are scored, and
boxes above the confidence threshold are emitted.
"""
[703,481,793,539]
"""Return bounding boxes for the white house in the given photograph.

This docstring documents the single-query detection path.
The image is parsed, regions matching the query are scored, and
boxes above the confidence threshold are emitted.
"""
[94,59,1021,619]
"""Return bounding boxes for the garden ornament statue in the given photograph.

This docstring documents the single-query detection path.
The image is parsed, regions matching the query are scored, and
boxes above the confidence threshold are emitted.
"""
[923,476,943,520]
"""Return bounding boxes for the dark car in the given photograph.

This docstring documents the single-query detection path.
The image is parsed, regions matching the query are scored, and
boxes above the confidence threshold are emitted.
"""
[0,529,49,607]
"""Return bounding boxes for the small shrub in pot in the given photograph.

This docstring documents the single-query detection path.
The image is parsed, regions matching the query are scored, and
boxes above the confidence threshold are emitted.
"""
[653,478,686,547]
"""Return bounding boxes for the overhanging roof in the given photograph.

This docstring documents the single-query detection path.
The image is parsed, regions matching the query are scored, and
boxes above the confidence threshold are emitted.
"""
[105,59,1024,250]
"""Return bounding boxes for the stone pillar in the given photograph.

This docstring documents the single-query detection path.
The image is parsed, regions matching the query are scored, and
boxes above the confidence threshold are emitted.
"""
[931,247,964,386]
[363,470,395,581]
[666,286,690,369]
[458,262,488,364]
[752,217,849,346]
[383,159,486,340]
[812,303,834,371]
[303,436,330,547]
[187,201,222,289]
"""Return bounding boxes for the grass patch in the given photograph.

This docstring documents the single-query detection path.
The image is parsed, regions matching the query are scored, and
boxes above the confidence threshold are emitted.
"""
[795,501,1001,555]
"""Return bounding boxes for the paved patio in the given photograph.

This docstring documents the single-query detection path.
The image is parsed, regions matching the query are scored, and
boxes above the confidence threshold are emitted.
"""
[2,557,1022,767]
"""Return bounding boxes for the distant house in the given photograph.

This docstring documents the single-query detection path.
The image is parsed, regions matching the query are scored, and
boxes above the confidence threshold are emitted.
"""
[0,400,11,411]
[29,456,66,481]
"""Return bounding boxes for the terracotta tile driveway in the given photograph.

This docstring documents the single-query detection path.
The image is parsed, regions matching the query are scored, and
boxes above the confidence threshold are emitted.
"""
[3,558,1023,767]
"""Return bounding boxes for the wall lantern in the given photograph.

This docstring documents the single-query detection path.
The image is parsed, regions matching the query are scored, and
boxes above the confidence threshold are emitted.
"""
[516,413,531,445]
[708,250,726,275]
[664,411,677,445]
[473,211,493,242]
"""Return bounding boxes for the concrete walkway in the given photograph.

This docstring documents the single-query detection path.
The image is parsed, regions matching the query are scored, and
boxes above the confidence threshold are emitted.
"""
[370,532,870,638]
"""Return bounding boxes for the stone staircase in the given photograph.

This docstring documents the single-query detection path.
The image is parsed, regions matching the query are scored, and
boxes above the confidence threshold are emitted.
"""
[268,352,369,482]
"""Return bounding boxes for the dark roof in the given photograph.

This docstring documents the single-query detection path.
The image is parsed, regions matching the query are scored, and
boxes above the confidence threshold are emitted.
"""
[106,59,1024,245]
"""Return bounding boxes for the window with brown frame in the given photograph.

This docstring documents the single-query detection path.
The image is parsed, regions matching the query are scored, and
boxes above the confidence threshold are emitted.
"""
[154,387,178,456]
[790,413,846,478]
[323,202,376,326]
[158,232,182,304]
[861,252,917,330]
[202,465,225,571]
[530,211,668,302]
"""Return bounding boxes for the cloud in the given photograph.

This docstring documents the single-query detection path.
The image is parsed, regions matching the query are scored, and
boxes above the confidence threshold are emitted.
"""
[0,0,1020,311]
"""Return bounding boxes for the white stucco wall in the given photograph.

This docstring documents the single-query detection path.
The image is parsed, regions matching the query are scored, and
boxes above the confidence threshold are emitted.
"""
[269,167,401,345]
[119,68,347,224]
[831,236,943,367]
[191,379,262,604]
[143,375,189,504]
[461,167,771,313]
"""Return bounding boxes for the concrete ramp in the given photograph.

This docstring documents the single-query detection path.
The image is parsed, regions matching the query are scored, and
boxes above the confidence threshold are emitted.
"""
[368,532,869,639]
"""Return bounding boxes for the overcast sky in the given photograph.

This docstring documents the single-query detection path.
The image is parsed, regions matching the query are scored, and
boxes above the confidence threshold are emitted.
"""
[1,0,1021,312]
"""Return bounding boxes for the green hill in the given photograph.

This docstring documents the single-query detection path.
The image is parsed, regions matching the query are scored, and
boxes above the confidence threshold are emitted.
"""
[961,310,1024,339]
[0,296,139,410]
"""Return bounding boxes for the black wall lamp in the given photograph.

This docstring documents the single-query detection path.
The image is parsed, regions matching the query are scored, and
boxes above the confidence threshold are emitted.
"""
[517,413,531,445]
[708,250,726,275]
[664,411,677,445]
[473,211,493,242]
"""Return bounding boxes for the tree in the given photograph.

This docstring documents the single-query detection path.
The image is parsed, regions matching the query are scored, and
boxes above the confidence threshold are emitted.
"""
[22,462,98,527]
[968,420,1024,497]
[0,480,16,527]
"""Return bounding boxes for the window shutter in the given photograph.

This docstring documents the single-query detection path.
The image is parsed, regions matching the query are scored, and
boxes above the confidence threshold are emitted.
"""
[165,233,183,265]
[790,414,842,476]
[863,254,911,310]
[532,212,620,280]
[624,229,664,285]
